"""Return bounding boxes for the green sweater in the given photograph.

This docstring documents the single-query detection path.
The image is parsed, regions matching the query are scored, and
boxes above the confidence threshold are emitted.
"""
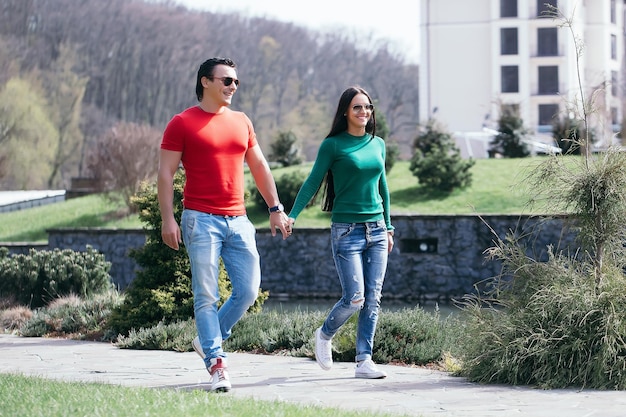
[288,132,393,231]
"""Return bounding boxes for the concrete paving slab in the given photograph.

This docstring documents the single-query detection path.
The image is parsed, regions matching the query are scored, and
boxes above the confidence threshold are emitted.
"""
[1,334,625,416]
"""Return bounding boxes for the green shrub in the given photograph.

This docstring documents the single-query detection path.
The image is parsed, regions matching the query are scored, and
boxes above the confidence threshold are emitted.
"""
[223,307,462,366]
[0,246,113,308]
[410,119,474,192]
[458,242,626,389]
[488,104,531,158]
[250,170,313,213]
[19,291,123,340]
[107,170,267,337]
[116,319,197,352]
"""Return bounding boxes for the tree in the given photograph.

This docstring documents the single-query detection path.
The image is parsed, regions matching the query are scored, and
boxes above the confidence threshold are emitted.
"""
[44,43,88,188]
[409,119,474,192]
[0,76,57,189]
[488,104,531,158]
[269,130,302,167]
[85,121,160,212]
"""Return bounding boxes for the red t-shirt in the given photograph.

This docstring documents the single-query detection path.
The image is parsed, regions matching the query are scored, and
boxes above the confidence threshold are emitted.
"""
[161,106,257,216]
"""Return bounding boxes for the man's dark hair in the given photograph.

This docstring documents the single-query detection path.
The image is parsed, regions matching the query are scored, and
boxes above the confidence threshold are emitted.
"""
[195,57,237,101]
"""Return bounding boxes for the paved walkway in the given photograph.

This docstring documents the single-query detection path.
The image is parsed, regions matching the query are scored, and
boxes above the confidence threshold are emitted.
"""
[1,334,625,416]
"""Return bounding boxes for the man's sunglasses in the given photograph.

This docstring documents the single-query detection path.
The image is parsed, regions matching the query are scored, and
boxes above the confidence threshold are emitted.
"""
[208,76,240,87]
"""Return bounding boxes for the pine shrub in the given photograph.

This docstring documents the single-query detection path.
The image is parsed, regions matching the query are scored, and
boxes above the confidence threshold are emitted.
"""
[410,119,474,192]
[0,246,112,308]
[107,169,267,337]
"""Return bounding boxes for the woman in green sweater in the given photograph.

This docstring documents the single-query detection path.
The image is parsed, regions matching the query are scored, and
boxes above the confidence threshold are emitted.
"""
[287,86,394,379]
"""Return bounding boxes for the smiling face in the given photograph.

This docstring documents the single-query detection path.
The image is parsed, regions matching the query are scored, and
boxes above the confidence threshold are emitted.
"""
[346,93,373,135]
[201,64,238,110]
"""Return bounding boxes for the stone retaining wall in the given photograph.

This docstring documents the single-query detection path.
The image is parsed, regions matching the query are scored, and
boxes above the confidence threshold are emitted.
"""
[2,215,577,303]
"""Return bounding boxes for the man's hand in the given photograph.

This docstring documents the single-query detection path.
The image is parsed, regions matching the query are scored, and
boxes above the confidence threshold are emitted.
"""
[270,211,291,240]
[161,217,182,250]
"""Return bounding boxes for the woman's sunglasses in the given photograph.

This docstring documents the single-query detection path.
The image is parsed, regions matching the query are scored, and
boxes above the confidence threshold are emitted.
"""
[351,104,374,113]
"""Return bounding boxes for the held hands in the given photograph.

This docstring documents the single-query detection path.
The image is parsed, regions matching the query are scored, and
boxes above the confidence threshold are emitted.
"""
[270,211,292,240]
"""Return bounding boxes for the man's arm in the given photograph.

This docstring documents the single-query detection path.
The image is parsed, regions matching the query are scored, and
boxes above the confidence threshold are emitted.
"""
[158,149,183,250]
[245,144,291,239]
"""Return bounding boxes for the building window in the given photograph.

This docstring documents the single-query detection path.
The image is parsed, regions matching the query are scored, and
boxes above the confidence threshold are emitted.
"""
[537,0,557,16]
[501,28,518,55]
[501,66,519,93]
[611,0,616,23]
[611,34,617,60]
[611,107,619,125]
[501,0,517,18]
[538,104,559,126]
[538,66,559,94]
[538,28,558,56]
[612,71,618,96]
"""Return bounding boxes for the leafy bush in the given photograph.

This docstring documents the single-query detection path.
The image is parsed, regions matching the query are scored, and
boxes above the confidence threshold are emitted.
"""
[85,121,161,212]
[250,170,313,213]
[0,246,113,308]
[410,119,474,192]
[107,170,267,337]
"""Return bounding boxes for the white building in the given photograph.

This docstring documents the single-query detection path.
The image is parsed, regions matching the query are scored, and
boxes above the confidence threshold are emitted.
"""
[419,0,625,155]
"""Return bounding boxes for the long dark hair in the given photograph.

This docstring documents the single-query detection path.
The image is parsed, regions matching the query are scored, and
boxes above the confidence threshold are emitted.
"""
[320,86,376,212]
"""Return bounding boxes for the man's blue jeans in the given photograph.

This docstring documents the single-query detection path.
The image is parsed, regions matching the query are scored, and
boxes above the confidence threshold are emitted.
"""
[181,209,260,368]
[320,220,389,362]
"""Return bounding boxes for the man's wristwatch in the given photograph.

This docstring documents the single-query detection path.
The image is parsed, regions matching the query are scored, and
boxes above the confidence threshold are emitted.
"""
[268,203,284,213]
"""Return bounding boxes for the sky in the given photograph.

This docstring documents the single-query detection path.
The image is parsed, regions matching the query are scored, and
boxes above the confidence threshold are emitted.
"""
[175,0,421,64]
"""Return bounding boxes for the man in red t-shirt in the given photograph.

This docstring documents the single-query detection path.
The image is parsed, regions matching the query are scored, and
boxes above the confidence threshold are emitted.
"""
[158,57,291,392]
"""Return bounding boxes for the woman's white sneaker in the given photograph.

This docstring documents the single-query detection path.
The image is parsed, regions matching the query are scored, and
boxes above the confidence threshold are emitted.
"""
[192,336,205,359]
[314,327,333,370]
[355,359,387,379]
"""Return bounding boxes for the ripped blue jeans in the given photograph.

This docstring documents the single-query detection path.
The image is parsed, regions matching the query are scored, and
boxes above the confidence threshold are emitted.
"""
[320,221,389,362]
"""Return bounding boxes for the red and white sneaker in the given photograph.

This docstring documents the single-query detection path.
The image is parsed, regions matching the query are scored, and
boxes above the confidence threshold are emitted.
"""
[209,357,231,392]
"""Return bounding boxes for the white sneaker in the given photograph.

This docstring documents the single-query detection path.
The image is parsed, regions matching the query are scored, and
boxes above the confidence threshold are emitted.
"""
[192,336,205,359]
[355,359,387,379]
[315,327,333,370]
[209,357,231,392]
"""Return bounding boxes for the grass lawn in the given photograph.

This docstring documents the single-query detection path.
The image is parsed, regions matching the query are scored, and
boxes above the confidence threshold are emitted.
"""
[0,157,562,242]
[0,373,404,417]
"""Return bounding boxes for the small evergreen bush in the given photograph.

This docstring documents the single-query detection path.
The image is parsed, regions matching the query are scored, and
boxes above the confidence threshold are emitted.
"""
[0,246,112,308]
[250,170,312,213]
[410,119,474,192]
[488,104,531,158]
[107,169,267,337]
[269,131,302,167]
